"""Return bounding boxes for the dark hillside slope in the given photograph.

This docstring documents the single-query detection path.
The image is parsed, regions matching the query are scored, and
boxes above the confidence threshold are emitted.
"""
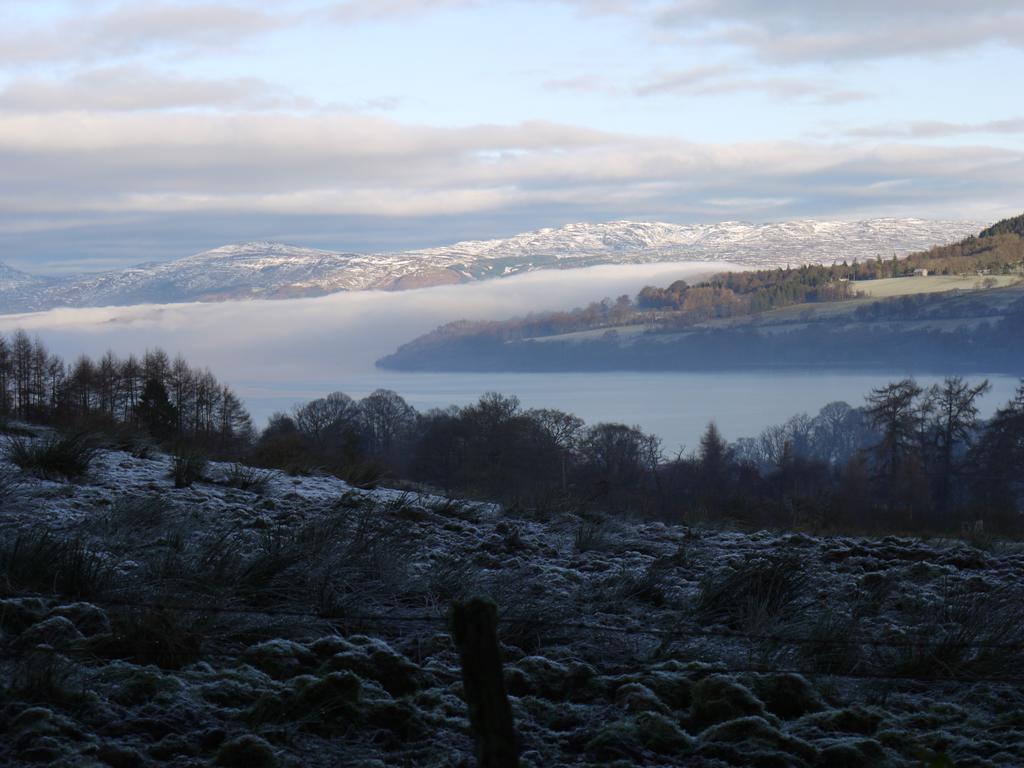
[979,211,1024,239]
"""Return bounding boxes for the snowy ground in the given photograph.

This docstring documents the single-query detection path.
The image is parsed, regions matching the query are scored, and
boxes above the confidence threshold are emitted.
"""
[2,440,1024,767]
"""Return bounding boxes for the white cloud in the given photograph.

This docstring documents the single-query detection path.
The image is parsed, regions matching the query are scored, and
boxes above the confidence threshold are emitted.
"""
[324,0,478,22]
[648,0,1024,62]
[0,110,1017,228]
[0,2,286,66]
[0,67,307,112]
[849,118,1024,139]
[634,65,867,103]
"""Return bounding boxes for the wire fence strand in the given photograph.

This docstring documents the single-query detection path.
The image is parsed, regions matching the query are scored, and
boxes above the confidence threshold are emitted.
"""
[4,591,1024,687]
[7,593,1024,652]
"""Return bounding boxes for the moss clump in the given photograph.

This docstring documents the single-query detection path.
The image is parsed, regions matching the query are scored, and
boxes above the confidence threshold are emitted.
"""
[17,616,84,650]
[215,734,277,768]
[95,743,146,768]
[585,712,694,760]
[642,666,694,710]
[364,699,429,743]
[194,670,277,708]
[243,639,316,680]
[697,716,818,767]
[505,657,596,702]
[6,706,85,763]
[148,734,200,761]
[751,674,824,720]
[250,671,362,733]
[296,671,365,717]
[690,675,765,727]
[817,739,888,767]
[614,682,670,715]
[0,598,47,634]
[47,602,110,637]
[319,637,422,697]
[503,656,571,701]
[516,696,586,733]
[796,705,882,736]
[94,662,187,707]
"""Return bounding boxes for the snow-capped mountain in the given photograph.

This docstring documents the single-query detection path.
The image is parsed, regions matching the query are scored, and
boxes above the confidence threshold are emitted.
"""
[0,262,49,293]
[0,218,983,314]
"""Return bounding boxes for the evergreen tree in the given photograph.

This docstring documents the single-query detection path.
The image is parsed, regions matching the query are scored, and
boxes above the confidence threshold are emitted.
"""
[137,378,178,441]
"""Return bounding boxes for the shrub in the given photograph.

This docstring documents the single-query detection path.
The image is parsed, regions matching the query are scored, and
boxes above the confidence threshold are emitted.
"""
[0,532,110,599]
[4,432,97,481]
[695,554,809,631]
[172,447,207,488]
[574,519,611,553]
[100,423,155,458]
[129,437,159,460]
[225,463,274,494]
[341,460,387,489]
[248,432,316,476]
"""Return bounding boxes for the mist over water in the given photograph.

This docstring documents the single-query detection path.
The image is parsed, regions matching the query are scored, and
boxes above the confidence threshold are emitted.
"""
[0,261,1018,452]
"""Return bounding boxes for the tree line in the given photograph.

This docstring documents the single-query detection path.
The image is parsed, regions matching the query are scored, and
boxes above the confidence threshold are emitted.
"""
[252,377,1023,537]
[0,331,253,450]
[4,331,1021,537]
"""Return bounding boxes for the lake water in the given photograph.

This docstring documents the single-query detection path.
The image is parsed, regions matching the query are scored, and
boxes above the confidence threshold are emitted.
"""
[0,262,1017,453]
[238,370,1021,454]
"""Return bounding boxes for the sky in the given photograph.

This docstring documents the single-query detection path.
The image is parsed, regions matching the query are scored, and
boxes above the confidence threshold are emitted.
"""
[1,0,1023,273]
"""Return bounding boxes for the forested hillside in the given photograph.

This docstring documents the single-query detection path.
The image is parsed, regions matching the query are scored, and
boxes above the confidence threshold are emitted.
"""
[379,214,1024,372]
[978,211,1024,239]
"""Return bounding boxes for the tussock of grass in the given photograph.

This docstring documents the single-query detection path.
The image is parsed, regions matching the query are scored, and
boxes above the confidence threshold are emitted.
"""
[796,609,864,674]
[0,532,110,600]
[574,519,612,553]
[878,585,1024,679]
[4,433,97,481]
[171,447,207,488]
[224,463,274,494]
[695,553,809,631]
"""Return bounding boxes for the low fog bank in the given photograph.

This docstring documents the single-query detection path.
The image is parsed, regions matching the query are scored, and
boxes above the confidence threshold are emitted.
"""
[0,260,1016,451]
[0,261,722,410]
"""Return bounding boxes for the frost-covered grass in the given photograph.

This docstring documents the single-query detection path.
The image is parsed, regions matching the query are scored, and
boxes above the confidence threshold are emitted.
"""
[2,445,1024,766]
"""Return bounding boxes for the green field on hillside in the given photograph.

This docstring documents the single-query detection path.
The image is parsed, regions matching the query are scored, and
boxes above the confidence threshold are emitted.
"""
[854,274,1020,298]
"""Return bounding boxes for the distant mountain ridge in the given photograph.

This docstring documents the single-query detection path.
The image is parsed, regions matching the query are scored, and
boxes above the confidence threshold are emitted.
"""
[0,218,983,314]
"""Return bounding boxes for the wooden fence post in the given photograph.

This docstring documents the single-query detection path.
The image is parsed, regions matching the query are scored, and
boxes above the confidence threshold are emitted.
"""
[451,598,520,768]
